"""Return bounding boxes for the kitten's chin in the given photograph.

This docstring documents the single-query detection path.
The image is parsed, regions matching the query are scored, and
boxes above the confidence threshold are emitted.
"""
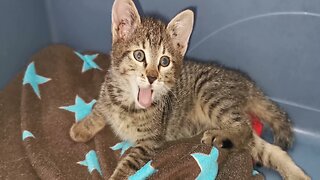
[136,102,149,109]
[136,86,154,109]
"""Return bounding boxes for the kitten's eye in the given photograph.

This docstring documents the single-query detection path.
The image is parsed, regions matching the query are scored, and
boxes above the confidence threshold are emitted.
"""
[160,56,170,67]
[133,50,145,62]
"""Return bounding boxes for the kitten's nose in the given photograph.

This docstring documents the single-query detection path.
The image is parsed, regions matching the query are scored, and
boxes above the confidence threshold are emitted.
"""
[147,76,157,84]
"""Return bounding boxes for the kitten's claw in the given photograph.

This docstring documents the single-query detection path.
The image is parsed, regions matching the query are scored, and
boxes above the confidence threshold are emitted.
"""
[201,130,234,149]
[69,122,94,143]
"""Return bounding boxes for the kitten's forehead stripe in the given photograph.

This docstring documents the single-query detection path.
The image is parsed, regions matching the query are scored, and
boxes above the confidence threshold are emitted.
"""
[135,41,139,47]
[158,36,163,46]
[140,18,166,50]
[162,45,166,55]
[146,32,152,47]
[142,40,146,49]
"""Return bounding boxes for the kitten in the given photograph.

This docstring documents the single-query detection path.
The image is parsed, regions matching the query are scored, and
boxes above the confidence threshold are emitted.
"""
[70,0,310,179]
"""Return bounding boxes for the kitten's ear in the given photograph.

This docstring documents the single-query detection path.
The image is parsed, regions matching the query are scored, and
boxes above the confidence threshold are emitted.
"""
[167,10,194,55]
[112,0,141,42]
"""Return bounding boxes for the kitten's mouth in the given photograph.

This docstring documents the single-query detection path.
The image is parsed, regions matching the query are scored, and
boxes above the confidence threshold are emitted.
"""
[137,87,153,108]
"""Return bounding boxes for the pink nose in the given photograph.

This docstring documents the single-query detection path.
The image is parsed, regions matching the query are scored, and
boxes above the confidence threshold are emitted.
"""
[147,76,157,84]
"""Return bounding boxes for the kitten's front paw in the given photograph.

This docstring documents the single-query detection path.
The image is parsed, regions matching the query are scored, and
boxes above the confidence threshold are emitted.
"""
[108,176,117,180]
[69,121,94,142]
[201,130,234,149]
[109,172,127,180]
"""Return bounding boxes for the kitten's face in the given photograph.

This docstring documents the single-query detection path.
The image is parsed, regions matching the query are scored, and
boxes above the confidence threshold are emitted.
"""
[111,19,182,109]
[110,0,193,109]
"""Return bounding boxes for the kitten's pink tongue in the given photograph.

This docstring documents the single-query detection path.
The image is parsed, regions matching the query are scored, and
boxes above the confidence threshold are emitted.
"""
[138,87,152,108]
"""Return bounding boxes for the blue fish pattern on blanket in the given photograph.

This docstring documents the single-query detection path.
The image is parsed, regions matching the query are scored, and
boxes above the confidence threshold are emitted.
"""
[60,95,96,122]
[78,150,103,176]
[23,62,51,98]
[191,147,219,180]
[74,51,101,73]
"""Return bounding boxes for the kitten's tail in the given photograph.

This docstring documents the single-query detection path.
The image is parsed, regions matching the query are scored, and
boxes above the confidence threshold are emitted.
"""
[246,94,293,150]
[250,134,310,180]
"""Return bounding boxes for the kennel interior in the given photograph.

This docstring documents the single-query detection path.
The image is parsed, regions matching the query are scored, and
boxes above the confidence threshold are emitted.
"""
[1,0,319,179]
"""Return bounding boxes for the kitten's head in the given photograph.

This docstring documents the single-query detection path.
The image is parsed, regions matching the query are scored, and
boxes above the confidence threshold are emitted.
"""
[110,0,194,109]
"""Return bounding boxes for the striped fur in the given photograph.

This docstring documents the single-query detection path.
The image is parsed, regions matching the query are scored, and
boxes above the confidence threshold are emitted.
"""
[70,0,309,179]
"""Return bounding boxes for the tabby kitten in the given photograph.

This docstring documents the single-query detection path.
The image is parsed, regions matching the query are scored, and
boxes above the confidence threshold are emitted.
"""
[70,0,310,179]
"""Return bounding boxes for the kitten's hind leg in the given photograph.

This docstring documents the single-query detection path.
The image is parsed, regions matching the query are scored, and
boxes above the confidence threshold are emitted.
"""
[251,134,310,180]
[70,109,106,142]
